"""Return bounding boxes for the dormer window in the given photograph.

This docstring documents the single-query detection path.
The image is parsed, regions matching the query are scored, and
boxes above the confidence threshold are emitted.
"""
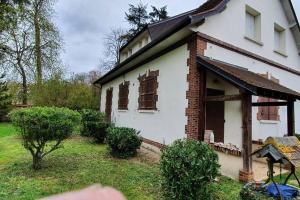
[122,52,127,59]
[128,49,132,57]
[245,5,262,45]
[274,23,286,56]
[143,37,149,46]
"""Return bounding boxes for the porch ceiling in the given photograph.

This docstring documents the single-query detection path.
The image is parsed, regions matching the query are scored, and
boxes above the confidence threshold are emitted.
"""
[197,56,300,100]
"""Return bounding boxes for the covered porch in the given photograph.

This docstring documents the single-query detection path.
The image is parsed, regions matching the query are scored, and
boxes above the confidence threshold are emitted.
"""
[196,56,300,182]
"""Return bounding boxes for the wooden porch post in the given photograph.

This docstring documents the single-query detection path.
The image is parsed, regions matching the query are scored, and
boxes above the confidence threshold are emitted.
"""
[239,93,254,182]
[198,69,206,141]
[287,100,295,136]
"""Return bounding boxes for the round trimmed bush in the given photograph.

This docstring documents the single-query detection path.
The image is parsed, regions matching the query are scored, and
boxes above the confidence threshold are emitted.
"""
[106,127,142,158]
[80,109,110,143]
[160,139,220,200]
[9,107,81,170]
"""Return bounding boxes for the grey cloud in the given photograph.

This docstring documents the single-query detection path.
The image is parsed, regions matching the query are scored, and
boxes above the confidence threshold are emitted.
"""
[53,0,300,74]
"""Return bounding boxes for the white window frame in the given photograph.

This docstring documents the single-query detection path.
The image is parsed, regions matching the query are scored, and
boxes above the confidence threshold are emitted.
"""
[245,5,262,46]
[274,23,287,56]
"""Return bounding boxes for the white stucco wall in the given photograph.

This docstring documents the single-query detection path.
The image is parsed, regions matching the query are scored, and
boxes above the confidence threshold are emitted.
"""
[100,0,300,148]
[193,0,300,71]
[101,44,189,145]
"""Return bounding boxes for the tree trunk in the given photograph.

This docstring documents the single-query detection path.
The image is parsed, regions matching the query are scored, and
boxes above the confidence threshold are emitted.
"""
[34,9,42,87]
[32,153,42,170]
[18,61,27,105]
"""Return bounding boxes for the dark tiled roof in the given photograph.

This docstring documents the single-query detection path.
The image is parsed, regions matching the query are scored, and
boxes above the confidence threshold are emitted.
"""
[197,56,300,99]
[121,0,228,51]
[196,0,225,14]
[148,0,226,41]
[148,11,194,40]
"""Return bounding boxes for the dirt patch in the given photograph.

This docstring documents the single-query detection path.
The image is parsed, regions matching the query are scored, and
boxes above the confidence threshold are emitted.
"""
[132,143,161,165]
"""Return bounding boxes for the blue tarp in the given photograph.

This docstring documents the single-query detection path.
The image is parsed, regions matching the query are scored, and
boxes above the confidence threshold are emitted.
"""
[267,183,298,199]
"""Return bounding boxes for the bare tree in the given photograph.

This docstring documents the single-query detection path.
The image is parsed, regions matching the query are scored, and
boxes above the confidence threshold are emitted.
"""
[99,28,126,72]
[99,28,127,73]
[0,5,34,104]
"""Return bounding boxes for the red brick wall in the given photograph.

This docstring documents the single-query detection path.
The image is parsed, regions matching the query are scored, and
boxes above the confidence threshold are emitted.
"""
[185,34,207,139]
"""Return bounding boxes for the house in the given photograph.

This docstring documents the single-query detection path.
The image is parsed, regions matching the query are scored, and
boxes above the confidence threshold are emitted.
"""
[94,0,300,182]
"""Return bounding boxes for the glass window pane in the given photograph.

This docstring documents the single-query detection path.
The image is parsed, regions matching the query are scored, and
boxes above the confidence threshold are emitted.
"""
[274,29,280,50]
[246,12,255,38]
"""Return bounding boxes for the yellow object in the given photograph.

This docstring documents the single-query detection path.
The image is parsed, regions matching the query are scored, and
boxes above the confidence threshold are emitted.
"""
[264,136,299,154]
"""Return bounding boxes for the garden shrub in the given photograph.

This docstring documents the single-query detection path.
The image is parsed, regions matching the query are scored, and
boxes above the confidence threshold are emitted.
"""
[9,107,81,170]
[106,127,142,158]
[80,109,110,143]
[160,139,220,200]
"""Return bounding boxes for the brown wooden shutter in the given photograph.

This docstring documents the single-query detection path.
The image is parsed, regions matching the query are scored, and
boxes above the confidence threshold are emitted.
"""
[256,74,280,121]
[257,96,269,120]
[269,76,280,121]
[118,81,129,110]
[138,70,159,110]
[257,73,270,120]
[268,98,279,120]
[105,88,113,122]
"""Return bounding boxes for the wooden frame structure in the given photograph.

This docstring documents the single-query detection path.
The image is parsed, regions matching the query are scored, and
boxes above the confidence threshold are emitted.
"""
[197,56,300,182]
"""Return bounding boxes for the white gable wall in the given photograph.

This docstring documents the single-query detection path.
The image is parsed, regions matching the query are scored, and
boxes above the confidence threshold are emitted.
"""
[192,0,300,71]
[100,45,189,145]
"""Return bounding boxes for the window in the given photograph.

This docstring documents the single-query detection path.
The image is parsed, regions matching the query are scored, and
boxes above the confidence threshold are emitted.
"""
[245,5,262,44]
[138,70,159,110]
[128,49,132,57]
[139,41,143,48]
[118,81,129,110]
[257,74,280,121]
[143,37,149,46]
[246,12,255,39]
[274,23,286,55]
[122,52,127,60]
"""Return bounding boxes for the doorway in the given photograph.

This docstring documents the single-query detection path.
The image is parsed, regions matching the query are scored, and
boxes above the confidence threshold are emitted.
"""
[105,88,113,122]
[206,88,225,143]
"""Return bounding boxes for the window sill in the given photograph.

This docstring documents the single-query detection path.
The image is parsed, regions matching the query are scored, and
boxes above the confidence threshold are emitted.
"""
[274,49,288,57]
[259,120,279,124]
[118,109,128,112]
[138,110,158,114]
[244,36,263,46]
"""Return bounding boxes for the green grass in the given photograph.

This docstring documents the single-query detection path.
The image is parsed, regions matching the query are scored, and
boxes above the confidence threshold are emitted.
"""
[274,169,300,188]
[0,123,17,138]
[0,123,243,200]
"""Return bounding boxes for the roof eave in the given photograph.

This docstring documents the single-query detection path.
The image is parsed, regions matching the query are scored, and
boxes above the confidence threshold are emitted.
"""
[94,16,192,85]
[190,0,230,24]
[196,56,258,95]
[197,56,300,100]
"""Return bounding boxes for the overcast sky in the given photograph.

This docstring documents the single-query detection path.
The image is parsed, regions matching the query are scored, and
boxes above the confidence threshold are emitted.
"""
[53,0,300,74]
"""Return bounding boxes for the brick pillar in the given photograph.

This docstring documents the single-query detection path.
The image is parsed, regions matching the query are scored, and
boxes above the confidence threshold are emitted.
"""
[185,34,207,140]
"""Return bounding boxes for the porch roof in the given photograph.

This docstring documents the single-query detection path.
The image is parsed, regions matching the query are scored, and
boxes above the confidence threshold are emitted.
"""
[197,56,300,100]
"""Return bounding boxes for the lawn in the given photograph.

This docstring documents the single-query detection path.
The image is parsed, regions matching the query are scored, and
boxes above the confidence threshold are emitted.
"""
[0,123,243,200]
[0,123,17,138]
